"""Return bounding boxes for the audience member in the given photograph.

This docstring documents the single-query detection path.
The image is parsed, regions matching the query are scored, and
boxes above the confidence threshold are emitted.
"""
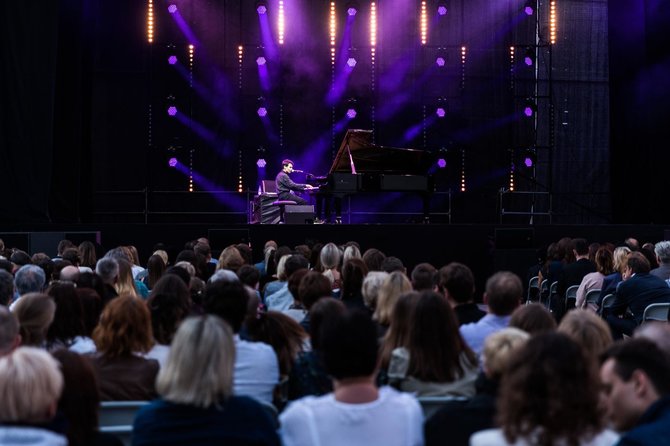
[471,332,619,446]
[95,257,120,306]
[0,270,14,306]
[362,248,386,272]
[266,254,309,311]
[280,308,424,446]
[381,256,405,274]
[0,347,67,445]
[650,240,670,280]
[339,258,368,310]
[319,242,342,290]
[378,291,421,379]
[45,281,94,353]
[460,271,522,356]
[204,280,279,404]
[558,309,613,360]
[132,316,280,446]
[91,295,159,400]
[575,246,613,309]
[436,262,485,325]
[296,270,332,332]
[388,290,478,397]
[373,270,413,335]
[12,292,55,347]
[555,238,596,319]
[78,241,98,269]
[410,262,436,291]
[361,270,389,314]
[143,254,166,290]
[633,321,670,354]
[509,302,557,336]
[599,338,670,444]
[12,264,46,307]
[425,327,530,446]
[598,246,631,305]
[217,245,244,273]
[0,306,21,356]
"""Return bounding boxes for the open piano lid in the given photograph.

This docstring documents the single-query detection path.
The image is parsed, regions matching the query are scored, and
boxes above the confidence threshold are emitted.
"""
[328,129,433,175]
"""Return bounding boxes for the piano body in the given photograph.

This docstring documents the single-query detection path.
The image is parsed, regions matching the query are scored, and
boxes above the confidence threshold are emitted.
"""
[307,129,435,223]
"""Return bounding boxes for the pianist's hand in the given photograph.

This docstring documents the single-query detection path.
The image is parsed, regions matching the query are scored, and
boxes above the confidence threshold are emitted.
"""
[305,184,315,189]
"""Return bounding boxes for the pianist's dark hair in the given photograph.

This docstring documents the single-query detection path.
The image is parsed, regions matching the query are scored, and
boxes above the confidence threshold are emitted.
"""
[282,159,294,167]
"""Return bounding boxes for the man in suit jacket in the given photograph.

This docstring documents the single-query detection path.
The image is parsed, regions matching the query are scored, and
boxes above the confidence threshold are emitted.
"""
[650,240,670,280]
[605,252,670,339]
[555,238,596,319]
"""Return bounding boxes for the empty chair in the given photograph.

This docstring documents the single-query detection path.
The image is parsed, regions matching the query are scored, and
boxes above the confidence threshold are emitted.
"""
[99,401,149,446]
[526,276,540,304]
[642,302,670,322]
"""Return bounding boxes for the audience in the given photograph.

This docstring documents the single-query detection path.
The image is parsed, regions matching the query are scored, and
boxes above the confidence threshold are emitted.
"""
[373,270,413,336]
[280,308,424,446]
[575,246,613,309]
[557,309,613,360]
[509,302,557,336]
[132,315,280,445]
[12,292,56,347]
[650,240,670,280]
[471,332,619,445]
[0,306,21,356]
[436,262,485,325]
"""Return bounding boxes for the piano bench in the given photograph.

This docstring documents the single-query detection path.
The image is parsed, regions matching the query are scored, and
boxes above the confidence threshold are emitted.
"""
[271,200,298,224]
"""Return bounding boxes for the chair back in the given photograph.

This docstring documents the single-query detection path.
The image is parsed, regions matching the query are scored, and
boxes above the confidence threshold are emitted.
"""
[584,289,601,306]
[99,401,150,446]
[417,396,468,420]
[527,276,540,303]
[262,180,277,194]
[599,294,615,316]
[642,302,670,322]
[565,285,579,302]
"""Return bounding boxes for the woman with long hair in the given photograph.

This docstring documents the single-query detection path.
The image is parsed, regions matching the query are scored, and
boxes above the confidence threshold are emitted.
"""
[143,254,166,291]
[372,271,413,336]
[387,290,478,397]
[471,332,619,446]
[132,315,280,445]
[576,246,614,309]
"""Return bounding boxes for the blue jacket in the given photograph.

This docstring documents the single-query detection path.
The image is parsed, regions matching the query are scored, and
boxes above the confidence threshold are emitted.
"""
[617,396,670,446]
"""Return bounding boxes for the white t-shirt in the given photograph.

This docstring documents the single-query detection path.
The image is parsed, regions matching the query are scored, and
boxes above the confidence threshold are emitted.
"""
[280,386,424,446]
[470,428,619,446]
[233,335,280,404]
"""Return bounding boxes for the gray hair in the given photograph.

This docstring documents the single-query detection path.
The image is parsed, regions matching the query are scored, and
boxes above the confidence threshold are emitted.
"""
[654,241,670,263]
[156,315,235,407]
[95,257,119,284]
[208,269,239,284]
[0,270,14,306]
[103,247,131,263]
[320,243,342,270]
[14,265,46,295]
[0,347,63,422]
[361,271,390,310]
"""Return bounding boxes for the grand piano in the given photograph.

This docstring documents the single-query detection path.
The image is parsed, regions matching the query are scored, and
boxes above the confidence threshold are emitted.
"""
[306,129,435,223]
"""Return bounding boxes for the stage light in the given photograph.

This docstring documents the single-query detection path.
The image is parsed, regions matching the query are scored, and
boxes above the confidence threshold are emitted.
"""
[256,1,267,15]
[523,148,537,168]
[436,107,446,118]
[524,47,534,66]
[256,158,267,168]
[436,56,445,67]
[524,157,534,168]
[168,55,177,65]
[256,56,266,66]
[437,158,447,168]
[147,0,154,43]
[167,106,177,116]
[168,157,178,167]
[278,0,285,45]
[523,99,536,117]
[167,4,177,14]
[420,1,428,45]
[348,7,357,16]
[437,5,448,16]
[524,0,534,16]
[347,57,357,68]
[346,108,357,119]
[257,107,268,117]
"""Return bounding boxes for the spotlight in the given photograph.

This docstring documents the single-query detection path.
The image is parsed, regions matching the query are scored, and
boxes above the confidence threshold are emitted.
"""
[167,4,177,14]
[347,57,357,68]
[168,55,178,65]
[524,0,534,15]
[256,1,267,14]
[435,56,445,67]
[523,148,537,167]
[348,7,357,16]
[256,56,266,66]
[257,107,268,117]
[168,157,178,167]
[167,106,177,116]
[437,3,448,15]
[523,99,536,117]
[523,47,535,66]
[437,158,447,168]
[256,158,267,168]
[346,108,357,119]
[436,107,446,118]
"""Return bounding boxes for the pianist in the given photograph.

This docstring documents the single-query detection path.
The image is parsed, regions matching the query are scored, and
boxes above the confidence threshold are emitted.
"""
[275,159,314,205]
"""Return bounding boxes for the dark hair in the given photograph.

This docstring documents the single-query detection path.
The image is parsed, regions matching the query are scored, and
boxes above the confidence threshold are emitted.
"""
[145,254,167,290]
[309,297,346,351]
[203,280,248,333]
[76,288,103,337]
[10,250,32,267]
[379,291,421,370]
[0,270,14,306]
[498,332,602,446]
[246,311,306,376]
[600,338,670,396]
[407,291,477,381]
[627,251,651,274]
[165,265,191,287]
[381,256,404,273]
[341,258,368,301]
[437,262,475,304]
[321,309,378,380]
[237,264,260,289]
[78,241,98,269]
[362,248,386,272]
[594,246,614,275]
[235,243,253,266]
[148,274,192,344]
[410,262,436,291]
[61,248,82,266]
[485,271,522,315]
[282,159,294,167]
[572,238,589,256]
[52,350,101,446]
[284,254,310,280]
[509,303,557,335]
[287,268,309,305]
[299,271,332,310]
[46,281,86,347]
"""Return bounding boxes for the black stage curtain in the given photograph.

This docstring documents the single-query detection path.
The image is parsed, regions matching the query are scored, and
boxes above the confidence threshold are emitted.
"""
[0,0,91,225]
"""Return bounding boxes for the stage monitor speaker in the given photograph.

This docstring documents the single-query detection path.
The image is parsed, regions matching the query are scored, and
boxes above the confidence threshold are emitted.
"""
[284,205,315,224]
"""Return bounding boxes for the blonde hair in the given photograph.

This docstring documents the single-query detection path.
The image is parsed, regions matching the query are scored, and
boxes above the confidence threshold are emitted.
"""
[320,242,341,270]
[114,258,138,298]
[175,261,196,277]
[362,271,390,310]
[0,347,63,422]
[373,271,412,325]
[275,254,291,281]
[557,309,613,359]
[156,316,235,407]
[342,245,361,265]
[153,250,169,266]
[613,246,632,273]
[482,327,530,378]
